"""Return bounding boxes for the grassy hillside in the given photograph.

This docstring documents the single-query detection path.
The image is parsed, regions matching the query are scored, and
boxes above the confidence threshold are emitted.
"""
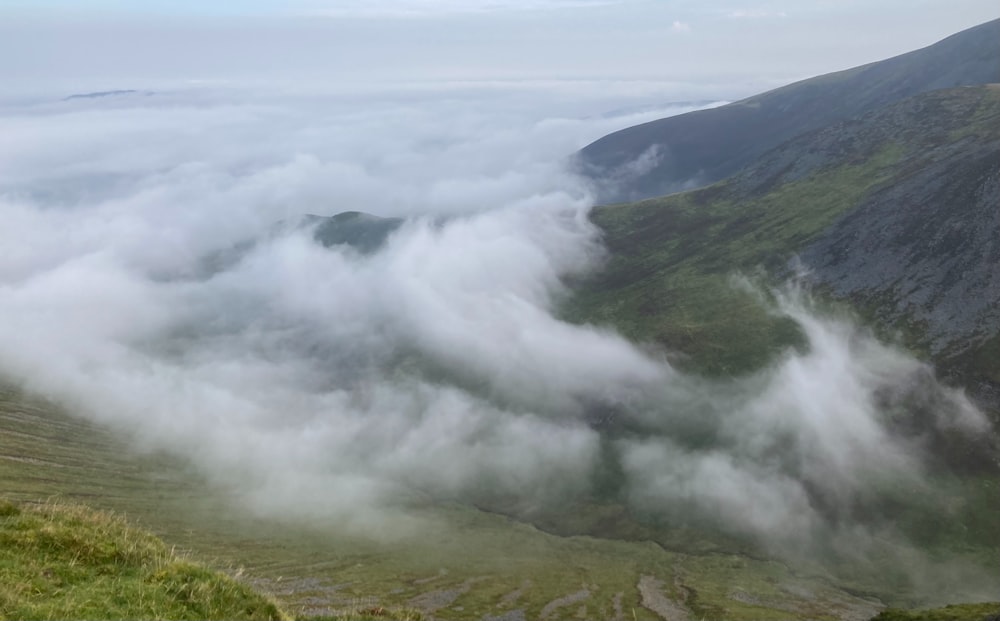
[568,85,1000,384]
[0,499,286,621]
[561,84,1000,619]
[567,144,900,375]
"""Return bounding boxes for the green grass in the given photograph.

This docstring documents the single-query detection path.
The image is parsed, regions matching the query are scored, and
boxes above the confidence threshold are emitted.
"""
[946,83,1000,142]
[569,88,1000,381]
[872,602,1000,621]
[565,142,906,377]
[0,499,287,621]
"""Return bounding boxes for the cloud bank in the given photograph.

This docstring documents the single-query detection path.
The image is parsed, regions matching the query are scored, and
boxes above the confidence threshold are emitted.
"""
[0,83,704,518]
[0,84,992,595]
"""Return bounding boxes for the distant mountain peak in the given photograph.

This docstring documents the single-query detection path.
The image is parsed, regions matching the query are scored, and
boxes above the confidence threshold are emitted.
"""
[63,90,152,101]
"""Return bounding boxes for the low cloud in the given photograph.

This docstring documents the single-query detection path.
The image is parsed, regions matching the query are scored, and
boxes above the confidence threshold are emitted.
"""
[0,83,992,597]
[0,82,700,523]
[304,0,622,19]
[725,9,788,19]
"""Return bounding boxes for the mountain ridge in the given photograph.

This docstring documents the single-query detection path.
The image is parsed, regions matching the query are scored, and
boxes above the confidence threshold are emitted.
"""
[576,18,1000,203]
[568,84,1000,413]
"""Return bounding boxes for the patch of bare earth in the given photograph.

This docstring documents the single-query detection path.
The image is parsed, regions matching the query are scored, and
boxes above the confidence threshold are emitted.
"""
[638,575,691,621]
[539,587,591,620]
[497,580,532,609]
[611,591,624,621]
[408,577,486,614]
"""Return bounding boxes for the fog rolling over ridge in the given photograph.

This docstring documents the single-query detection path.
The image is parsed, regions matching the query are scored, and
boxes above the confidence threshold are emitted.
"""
[0,86,990,590]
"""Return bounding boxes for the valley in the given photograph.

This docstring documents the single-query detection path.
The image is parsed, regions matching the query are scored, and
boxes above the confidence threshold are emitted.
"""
[2,13,999,621]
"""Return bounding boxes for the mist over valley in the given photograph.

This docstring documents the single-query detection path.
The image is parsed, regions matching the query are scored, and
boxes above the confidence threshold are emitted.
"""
[2,6,999,620]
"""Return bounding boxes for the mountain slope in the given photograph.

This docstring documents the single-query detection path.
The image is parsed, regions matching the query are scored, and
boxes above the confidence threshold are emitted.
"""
[307,211,403,253]
[567,85,1000,399]
[576,18,1000,203]
[795,87,1000,389]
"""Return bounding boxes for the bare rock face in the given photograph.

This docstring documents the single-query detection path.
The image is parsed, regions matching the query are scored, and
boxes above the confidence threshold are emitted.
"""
[800,141,1000,357]
[788,87,1000,410]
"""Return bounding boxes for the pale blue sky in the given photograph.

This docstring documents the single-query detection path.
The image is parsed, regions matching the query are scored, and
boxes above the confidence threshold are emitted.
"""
[0,0,281,16]
[3,1,997,96]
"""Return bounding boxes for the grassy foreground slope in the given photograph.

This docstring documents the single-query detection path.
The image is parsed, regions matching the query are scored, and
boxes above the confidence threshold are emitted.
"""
[4,500,992,621]
[0,499,285,621]
[1,389,901,621]
[1,496,996,621]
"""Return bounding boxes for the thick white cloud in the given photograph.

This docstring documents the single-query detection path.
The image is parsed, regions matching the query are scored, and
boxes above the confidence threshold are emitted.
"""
[0,80,989,601]
[302,0,623,18]
[0,85,698,524]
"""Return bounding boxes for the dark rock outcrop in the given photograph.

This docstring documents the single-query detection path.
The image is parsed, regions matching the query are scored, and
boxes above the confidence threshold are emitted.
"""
[307,211,403,254]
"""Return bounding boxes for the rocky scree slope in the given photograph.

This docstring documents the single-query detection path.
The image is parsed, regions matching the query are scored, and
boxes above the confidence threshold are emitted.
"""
[795,87,1000,391]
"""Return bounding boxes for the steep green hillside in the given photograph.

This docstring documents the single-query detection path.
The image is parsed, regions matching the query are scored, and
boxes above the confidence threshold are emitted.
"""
[577,18,1000,202]
[568,85,1000,390]
[308,211,404,253]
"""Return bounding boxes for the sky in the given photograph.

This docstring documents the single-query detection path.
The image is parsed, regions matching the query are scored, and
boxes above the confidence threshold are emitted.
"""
[0,0,998,598]
[2,0,998,97]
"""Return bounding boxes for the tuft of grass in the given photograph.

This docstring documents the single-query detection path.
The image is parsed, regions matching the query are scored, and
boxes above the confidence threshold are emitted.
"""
[0,498,288,620]
[299,605,425,621]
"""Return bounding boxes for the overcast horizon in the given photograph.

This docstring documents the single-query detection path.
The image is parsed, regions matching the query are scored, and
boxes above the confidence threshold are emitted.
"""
[3,1,998,101]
